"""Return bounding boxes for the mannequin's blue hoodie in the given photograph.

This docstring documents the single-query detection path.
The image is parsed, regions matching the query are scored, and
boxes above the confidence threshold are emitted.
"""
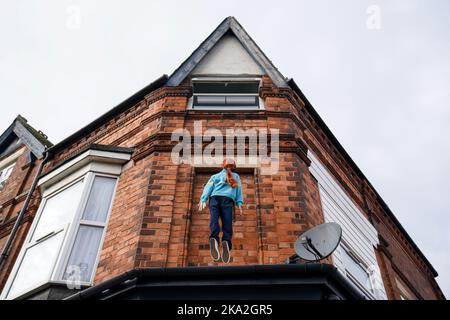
[200,169,244,206]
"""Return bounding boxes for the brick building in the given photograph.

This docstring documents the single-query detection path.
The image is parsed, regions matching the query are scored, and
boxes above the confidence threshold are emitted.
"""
[0,17,444,300]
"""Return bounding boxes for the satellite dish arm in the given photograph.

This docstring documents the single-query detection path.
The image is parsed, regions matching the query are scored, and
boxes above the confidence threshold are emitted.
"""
[306,238,323,259]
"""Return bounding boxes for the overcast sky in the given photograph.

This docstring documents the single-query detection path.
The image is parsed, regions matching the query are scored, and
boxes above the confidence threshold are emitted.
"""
[1,0,449,297]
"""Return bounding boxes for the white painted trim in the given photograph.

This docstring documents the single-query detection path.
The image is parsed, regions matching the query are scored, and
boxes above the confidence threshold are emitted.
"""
[0,148,23,169]
[307,150,387,300]
[188,77,265,111]
[51,173,95,284]
[2,227,70,300]
[1,150,125,300]
[41,162,122,196]
[338,241,377,300]
[54,173,118,285]
[38,149,130,189]
[190,105,263,111]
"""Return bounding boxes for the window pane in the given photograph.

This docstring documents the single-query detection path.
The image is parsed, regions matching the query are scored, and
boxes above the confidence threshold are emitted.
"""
[226,96,258,106]
[194,95,259,108]
[342,249,370,290]
[1,163,14,179]
[0,163,15,190]
[62,225,103,282]
[82,176,116,222]
[7,231,64,299]
[31,180,84,242]
[196,95,226,106]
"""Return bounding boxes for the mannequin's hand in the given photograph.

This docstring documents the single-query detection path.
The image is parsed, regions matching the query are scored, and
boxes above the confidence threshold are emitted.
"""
[238,206,243,215]
[198,201,206,212]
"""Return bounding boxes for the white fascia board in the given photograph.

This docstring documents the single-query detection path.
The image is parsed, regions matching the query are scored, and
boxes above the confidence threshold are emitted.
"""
[38,149,131,189]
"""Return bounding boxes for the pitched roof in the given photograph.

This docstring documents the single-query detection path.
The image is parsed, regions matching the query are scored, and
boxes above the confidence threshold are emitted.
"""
[0,115,52,159]
[50,17,288,152]
[41,17,439,282]
[166,16,288,87]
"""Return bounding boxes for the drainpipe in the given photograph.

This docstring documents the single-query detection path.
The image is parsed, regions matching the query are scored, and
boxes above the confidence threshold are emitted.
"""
[0,151,50,270]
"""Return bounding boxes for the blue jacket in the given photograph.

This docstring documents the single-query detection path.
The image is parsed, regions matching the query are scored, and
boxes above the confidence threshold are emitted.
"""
[200,169,244,206]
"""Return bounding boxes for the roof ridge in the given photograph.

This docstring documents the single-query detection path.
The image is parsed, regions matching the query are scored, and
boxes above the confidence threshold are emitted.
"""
[166,16,288,87]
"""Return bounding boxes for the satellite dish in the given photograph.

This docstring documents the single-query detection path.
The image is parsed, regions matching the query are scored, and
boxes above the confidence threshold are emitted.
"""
[291,222,342,263]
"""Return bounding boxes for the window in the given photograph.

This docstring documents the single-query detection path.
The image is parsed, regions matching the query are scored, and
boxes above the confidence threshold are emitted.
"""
[1,147,131,299]
[6,178,86,299]
[0,162,15,191]
[62,176,116,282]
[191,79,261,110]
[341,247,372,293]
[307,150,387,299]
[395,277,416,300]
[3,174,117,299]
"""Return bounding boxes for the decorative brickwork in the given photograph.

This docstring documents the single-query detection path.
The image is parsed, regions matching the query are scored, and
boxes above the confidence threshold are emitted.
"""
[0,77,443,299]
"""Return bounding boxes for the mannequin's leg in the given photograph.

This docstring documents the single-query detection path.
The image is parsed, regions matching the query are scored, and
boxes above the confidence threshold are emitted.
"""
[208,196,221,261]
[220,197,234,263]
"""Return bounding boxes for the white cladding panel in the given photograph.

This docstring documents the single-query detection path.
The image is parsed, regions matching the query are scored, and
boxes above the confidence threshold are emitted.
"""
[191,33,264,76]
[308,151,387,299]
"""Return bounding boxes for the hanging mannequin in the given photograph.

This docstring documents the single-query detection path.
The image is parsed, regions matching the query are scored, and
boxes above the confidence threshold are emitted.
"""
[198,158,244,263]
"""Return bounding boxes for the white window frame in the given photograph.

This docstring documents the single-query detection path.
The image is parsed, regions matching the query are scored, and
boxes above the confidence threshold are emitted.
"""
[0,148,22,191]
[0,162,15,190]
[307,150,387,300]
[1,148,130,300]
[188,77,265,111]
[395,277,416,300]
[52,172,118,285]
[339,242,375,298]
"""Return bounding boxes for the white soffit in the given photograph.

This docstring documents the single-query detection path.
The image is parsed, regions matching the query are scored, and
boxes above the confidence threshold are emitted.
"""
[38,149,131,189]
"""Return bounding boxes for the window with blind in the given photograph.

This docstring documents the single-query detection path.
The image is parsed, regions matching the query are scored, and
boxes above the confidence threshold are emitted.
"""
[307,150,387,300]
[0,147,132,300]
[2,173,117,299]
[191,80,261,110]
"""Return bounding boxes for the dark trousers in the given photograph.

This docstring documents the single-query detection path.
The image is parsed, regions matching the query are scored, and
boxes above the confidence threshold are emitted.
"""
[209,196,234,249]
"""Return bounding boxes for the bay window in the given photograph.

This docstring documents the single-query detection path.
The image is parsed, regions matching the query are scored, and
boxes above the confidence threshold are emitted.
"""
[1,146,132,300]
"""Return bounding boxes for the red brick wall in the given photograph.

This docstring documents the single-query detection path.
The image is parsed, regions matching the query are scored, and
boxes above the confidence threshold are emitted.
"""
[0,76,443,299]
[186,172,259,266]
[94,154,153,282]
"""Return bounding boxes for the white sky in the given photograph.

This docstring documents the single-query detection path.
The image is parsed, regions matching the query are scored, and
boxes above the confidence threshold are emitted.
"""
[1,0,449,297]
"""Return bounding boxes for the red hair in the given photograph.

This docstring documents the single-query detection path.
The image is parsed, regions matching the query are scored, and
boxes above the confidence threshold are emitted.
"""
[223,158,237,188]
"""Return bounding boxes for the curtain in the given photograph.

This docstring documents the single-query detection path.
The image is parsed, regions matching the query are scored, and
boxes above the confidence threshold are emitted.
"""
[82,176,116,222]
[63,225,103,282]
